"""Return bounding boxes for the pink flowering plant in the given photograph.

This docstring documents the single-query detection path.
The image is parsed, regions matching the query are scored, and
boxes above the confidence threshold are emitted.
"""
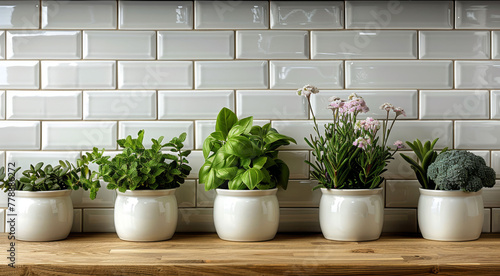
[297,85,406,189]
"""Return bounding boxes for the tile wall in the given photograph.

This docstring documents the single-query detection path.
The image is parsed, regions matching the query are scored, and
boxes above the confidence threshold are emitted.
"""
[1,0,500,233]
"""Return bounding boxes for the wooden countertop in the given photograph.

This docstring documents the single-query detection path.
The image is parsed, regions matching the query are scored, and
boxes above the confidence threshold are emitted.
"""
[2,233,500,275]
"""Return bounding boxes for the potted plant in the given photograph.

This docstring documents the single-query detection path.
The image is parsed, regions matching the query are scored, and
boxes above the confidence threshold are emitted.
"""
[402,142,496,241]
[199,108,296,241]
[89,130,191,242]
[298,84,405,241]
[0,157,98,241]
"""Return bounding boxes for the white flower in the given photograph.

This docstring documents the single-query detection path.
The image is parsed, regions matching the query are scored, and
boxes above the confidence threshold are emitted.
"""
[297,84,319,97]
[380,102,394,111]
[393,107,406,117]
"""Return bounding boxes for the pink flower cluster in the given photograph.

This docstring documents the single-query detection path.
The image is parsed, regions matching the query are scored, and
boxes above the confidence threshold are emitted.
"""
[393,140,405,149]
[353,136,372,150]
[355,117,380,132]
[328,93,369,114]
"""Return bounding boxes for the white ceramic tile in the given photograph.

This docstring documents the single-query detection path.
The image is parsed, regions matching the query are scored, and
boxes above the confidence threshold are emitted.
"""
[7,31,81,59]
[483,183,500,208]
[185,150,204,179]
[385,152,419,180]
[270,61,343,89]
[195,61,268,89]
[0,91,4,119]
[270,1,343,29]
[271,120,316,150]
[278,208,320,232]
[455,61,500,89]
[492,151,500,178]
[195,1,269,29]
[159,31,233,60]
[491,91,500,119]
[276,181,321,207]
[6,90,82,120]
[194,120,270,150]
[420,31,490,59]
[71,209,82,233]
[346,61,452,89]
[42,121,117,150]
[119,121,194,150]
[177,180,196,208]
[0,121,40,150]
[277,151,310,180]
[83,91,156,120]
[0,31,4,59]
[196,183,215,208]
[72,181,116,209]
[310,90,418,120]
[0,1,39,29]
[387,121,453,151]
[177,208,215,232]
[0,61,39,89]
[41,61,115,89]
[236,90,308,120]
[118,61,193,89]
[456,1,500,29]
[385,180,420,208]
[82,209,115,232]
[493,208,500,232]
[491,32,500,59]
[383,209,417,233]
[312,31,416,59]
[158,90,234,120]
[6,151,80,173]
[455,121,500,149]
[0,151,4,169]
[346,1,453,29]
[236,31,308,59]
[484,209,491,233]
[83,31,156,60]
[119,1,192,30]
[420,90,489,120]
[0,209,4,233]
[42,0,117,29]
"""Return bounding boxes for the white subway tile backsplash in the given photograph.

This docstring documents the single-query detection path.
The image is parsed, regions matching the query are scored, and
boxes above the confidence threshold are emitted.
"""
[383,209,417,233]
[346,1,453,29]
[119,1,192,30]
[270,61,343,89]
[491,91,500,119]
[270,1,343,29]
[119,121,194,149]
[493,208,500,232]
[0,91,4,119]
[236,90,308,119]
[236,31,308,59]
[158,90,234,120]
[277,181,321,207]
[83,31,156,60]
[0,151,4,169]
[197,183,215,208]
[185,150,204,179]
[41,61,115,89]
[385,152,418,180]
[71,209,82,233]
[42,121,117,150]
[385,180,420,208]
[0,31,4,59]
[455,61,500,89]
[6,151,80,174]
[195,1,269,29]
[278,151,310,180]
[195,61,268,89]
[420,31,490,59]
[7,31,81,59]
[483,183,500,208]
[84,91,156,120]
[118,61,193,89]
[159,31,233,60]
[388,121,453,150]
[278,208,320,232]
[455,121,500,149]
[346,61,453,89]
[420,90,489,119]
[72,181,116,209]
[0,1,39,29]
[271,120,316,150]
[42,0,117,29]
[456,1,500,29]
[310,90,418,120]
[312,31,416,59]
[492,32,500,59]
[82,209,115,232]
[0,121,40,150]
[484,209,491,233]
[0,61,39,89]
[6,90,82,120]
[177,180,196,208]
[177,208,215,232]
[492,152,500,178]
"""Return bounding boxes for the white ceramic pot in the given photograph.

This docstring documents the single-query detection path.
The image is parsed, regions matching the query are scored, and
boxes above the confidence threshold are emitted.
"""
[418,188,484,241]
[15,190,73,241]
[114,189,178,242]
[213,188,279,242]
[319,188,384,241]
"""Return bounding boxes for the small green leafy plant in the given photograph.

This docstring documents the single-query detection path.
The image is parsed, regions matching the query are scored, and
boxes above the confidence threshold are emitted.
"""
[90,130,191,195]
[400,139,448,190]
[428,150,496,192]
[199,108,296,191]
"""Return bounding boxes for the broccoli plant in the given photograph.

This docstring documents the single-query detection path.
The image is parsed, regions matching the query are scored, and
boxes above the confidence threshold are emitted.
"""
[427,150,496,192]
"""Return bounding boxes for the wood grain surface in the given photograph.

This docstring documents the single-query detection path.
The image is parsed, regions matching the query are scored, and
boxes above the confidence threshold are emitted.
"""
[1,233,500,275]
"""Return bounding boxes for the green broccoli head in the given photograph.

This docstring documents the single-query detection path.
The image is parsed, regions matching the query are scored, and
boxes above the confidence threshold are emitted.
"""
[427,150,496,192]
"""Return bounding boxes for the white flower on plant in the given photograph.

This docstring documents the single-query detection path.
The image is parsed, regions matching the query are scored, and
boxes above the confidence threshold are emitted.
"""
[348,93,361,100]
[327,99,345,110]
[393,107,406,117]
[328,96,341,102]
[342,97,370,114]
[353,136,370,150]
[380,102,394,111]
[394,140,405,149]
[297,84,319,97]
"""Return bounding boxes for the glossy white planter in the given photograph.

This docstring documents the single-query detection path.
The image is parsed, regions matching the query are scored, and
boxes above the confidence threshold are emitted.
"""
[418,188,484,241]
[214,189,279,242]
[16,190,73,241]
[114,189,178,242]
[319,188,384,241]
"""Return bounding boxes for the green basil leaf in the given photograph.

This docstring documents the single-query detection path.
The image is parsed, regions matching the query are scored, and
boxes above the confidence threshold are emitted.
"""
[252,157,267,170]
[234,116,253,133]
[226,136,255,158]
[215,108,237,140]
[242,168,264,190]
